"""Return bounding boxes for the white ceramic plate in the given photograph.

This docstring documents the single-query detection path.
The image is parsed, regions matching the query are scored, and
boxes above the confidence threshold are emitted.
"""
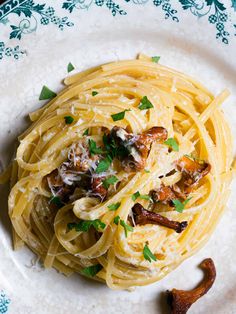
[0,0,236,313]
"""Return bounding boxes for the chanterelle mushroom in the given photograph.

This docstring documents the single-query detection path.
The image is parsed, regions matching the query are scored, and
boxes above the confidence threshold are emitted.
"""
[110,126,168,172]
[175,156,211,194]
[150,156,211,207]
[130,203,188,233]
[167,258,216,314]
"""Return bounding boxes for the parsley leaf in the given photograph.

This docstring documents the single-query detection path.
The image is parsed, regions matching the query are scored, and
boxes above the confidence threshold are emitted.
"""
[67,62,75,73]
[172,198,192,213]
[92,91,98,96]
[102,134,115,158]
[67,219,106,232]
[64,116,74,124]
[50,196,64,208]
[120,220,133,238]
[138,96,154,110]
[81,264,103,277]
[102,175,118,189]
[113,216,120,225]
[39,86,57,100]
[139,194,152,201]
[102,134,129,160]
[88,139,104,156]
[164,138,179,152]
[96,156,112,173]
[111,109,130,122]
[151,56,160,63]
[143,243,157,262]
[132,191,140,201]
[83,128,89,136]
[113,216,133,237]
[132,191,151,201]
[144,169,150,173]
[108,202,121,211]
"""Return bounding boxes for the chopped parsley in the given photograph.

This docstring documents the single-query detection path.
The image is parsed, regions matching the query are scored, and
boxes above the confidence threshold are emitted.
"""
[113,216,133,237]
[67,219,106,232]
[151,56,161,63]
[108,202,121,211]
[143,243,157,262]
[132,191,151,201]
[81,264,103,277]
[92,91,98,96]
[144,169,150,173]
[50,196,64,208]
[39,85,57,100]
[164,138,179,152]
[138,96,154,110]
[88,139,104,156]
[113,215,120,225]
[83,128,89,136]
[139,194,152,201]
[132,191,140,201]
[95,156,112,173]
[64,116,74,124]
[120,220,133,238]
[102,134,129,160]
[172,198,192,213]
[111,109,130,122]
[102,175,118,189]
[67,62,75,73]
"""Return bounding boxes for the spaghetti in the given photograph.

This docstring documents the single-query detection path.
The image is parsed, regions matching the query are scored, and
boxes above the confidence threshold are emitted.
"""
[6,55,234,289]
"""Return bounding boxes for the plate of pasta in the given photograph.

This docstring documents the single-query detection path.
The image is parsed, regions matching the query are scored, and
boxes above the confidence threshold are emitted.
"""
[0,0,236,313]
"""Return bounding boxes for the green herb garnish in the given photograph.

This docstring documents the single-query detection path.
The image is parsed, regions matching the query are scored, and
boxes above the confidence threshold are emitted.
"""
[144,169,150,173]
[139,194,152,201]
[151,56,161,63]
[92,91,98,96]
[67,219,106,232]
[132,191,151,201]
[172,198,192,213]
[50,196,64,208]
[108,202,121,211]
[83,128,89,136]
[39,85,57,100]
[143,243,157,262]
[102,175,118,189]
[113,216,133,237]
[111,109,130,122]
[138,96,154,110]
[81,264,103,277]
[113,216,120,225]
[88,139,104,156]
[164,138,179,152]
[102,134,129,160]
[64,116,74,124]
[120,220,133,238]
[67,62,75,73]
[132,191,140,201]
[95,156,112,173]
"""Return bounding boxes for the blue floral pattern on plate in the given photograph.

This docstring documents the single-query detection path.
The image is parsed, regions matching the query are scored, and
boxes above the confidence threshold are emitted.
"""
[0,0,236,61]
[0,291,10,314]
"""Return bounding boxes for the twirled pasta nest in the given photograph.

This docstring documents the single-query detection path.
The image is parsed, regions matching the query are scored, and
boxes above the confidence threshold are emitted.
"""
[7,55,234,289]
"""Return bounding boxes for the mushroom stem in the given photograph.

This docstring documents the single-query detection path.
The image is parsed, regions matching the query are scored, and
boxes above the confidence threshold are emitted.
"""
[131,203,188,233]
[167,258,216,314]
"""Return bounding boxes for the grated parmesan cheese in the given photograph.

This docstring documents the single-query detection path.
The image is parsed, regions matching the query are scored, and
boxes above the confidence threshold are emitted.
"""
[75,118,84,126]
[42,132,55,142]
[19,187,26,193]
[171,77,177,92]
